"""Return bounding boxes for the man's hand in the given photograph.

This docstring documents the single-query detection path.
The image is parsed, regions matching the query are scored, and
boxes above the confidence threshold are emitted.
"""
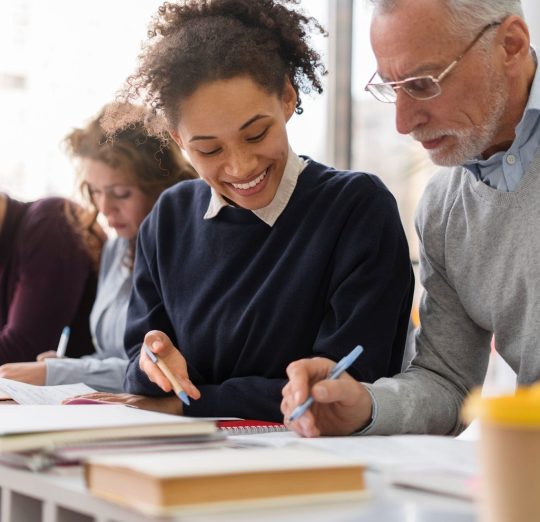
[0,361,47,385]
[139,330,201,401]
[281,357,373,437]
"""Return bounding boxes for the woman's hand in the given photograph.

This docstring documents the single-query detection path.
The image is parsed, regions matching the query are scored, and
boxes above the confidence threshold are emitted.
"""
[36,350,58,361]
[63,392,185,415]
[139,330,201,401]
[0,362,47,385]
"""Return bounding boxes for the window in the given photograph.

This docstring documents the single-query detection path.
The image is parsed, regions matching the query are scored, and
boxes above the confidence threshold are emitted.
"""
[351,1,434,263]
[0,1,329,200]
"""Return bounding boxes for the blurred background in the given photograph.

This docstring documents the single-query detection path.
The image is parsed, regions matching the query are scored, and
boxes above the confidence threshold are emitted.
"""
[1,0,538,320]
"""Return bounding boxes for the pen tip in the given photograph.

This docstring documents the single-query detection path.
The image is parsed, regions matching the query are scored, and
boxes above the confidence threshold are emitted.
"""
[179,391,190,406]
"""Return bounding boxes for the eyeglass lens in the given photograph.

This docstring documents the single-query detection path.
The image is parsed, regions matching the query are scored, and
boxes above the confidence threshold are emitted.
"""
[401,77,442,100]
[368,76,442,103]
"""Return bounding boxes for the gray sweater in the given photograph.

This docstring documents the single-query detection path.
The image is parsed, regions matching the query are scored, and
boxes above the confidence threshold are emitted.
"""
[365,148,540,435]
[45,238,130,392]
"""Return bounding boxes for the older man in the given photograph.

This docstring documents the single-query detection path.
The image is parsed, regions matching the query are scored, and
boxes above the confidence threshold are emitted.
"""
[281,0,539,437]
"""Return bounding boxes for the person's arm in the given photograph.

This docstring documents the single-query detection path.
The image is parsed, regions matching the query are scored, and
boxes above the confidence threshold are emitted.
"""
[282,246,490,436]
[44,237,133,393]
[280,184,415,435]
[307,186,414,384]
[0,356,127,393]
[44,356,129,393]
[364,248,491,434]
[363,173,492,436]
[123,216,181,397]
[282,175,492,437]
[0,361,47,384]
[0,200,95,363]
[124,252,289,417]
[134,342,288,420]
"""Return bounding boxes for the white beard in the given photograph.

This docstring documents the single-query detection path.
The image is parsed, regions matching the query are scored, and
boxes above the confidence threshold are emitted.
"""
[411,70,509,166]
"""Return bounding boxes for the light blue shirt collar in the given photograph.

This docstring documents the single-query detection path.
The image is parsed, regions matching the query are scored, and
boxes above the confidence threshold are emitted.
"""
[463,47,540,191]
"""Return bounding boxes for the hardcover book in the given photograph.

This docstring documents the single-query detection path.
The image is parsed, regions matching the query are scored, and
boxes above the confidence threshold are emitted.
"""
[84,446,366,515]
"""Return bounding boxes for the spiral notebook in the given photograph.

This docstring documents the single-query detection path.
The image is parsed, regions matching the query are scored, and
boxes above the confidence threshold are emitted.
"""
[216,419,288,434]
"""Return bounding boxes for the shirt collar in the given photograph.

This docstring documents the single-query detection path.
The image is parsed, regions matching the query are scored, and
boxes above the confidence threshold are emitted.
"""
[203,147,307,226]
[463,47,540,173]
[522,47,540,116]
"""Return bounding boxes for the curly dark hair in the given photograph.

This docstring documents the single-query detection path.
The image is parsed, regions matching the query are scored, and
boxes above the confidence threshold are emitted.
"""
[114,0,327,133]
[64,102,197,267]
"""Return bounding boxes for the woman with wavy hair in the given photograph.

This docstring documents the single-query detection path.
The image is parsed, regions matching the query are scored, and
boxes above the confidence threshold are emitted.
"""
[0,103,196,392]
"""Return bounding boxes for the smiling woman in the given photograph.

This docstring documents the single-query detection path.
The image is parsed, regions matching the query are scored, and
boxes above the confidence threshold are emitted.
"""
[170,76,295,211]
[89,0,415,423]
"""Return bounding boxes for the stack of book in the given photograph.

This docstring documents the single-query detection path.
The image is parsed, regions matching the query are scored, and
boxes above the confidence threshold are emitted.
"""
[0,380,367,514]
[0,404,220,470]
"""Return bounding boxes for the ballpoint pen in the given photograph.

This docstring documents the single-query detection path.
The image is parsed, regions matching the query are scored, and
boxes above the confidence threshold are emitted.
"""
[55,326,71,358]
[142,344,190,406]
[288,344,364,422]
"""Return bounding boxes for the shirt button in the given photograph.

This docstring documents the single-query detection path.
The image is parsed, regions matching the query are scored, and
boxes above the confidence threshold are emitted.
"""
[506,154,516,165]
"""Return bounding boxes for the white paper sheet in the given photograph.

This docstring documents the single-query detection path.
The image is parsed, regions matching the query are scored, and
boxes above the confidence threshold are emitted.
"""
[0,378,96,405]
[229,432,478,475]
[228,432,479,500]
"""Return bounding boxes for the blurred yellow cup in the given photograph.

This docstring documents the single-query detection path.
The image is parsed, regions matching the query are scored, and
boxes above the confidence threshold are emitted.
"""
[463,384,540,522]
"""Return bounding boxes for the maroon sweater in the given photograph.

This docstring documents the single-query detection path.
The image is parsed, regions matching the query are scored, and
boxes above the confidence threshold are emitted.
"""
[0,196,97,363]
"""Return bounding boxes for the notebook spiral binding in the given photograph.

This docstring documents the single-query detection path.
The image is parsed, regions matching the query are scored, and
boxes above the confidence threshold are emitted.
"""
[216,420,288,435]
[220,424,289,435]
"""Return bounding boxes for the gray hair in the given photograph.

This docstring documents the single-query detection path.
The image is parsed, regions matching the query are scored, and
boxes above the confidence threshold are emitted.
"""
[369,0,524,39]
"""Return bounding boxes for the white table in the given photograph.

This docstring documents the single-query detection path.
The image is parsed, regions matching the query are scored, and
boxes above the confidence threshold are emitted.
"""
[0,461,477,522]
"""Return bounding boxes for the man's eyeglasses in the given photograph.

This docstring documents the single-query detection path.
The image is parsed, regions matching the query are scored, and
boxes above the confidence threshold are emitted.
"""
[364,21,502,103]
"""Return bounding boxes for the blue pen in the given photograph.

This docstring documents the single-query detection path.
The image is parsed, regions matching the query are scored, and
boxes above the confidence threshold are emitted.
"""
[56,326,71,358]
[142,344,190,406]
[288,345,364,422]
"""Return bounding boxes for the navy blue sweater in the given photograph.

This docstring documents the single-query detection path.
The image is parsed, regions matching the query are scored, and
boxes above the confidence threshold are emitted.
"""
[124,159,414,421]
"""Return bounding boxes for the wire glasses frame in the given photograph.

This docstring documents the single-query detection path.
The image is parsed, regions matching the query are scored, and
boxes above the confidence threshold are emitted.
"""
[364,21,502,103]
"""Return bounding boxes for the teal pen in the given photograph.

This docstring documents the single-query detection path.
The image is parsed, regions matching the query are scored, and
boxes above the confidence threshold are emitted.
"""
[142,344,190,406]
[288,345,364,422]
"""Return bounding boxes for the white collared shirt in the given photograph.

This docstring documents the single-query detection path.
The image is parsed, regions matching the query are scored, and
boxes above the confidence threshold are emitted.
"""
[203,147,307,226]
